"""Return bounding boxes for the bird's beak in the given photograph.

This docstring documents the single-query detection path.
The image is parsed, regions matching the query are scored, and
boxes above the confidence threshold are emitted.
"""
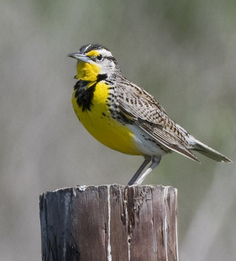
[68,52,91,63]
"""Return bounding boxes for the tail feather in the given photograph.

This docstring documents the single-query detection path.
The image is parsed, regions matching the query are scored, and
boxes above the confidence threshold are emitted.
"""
[192,139,232,163]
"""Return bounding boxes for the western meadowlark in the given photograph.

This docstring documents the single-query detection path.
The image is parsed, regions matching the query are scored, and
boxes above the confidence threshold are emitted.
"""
[68,44,231,185]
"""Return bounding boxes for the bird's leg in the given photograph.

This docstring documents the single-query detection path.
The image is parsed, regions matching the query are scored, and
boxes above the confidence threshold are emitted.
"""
[127,156,151,185]
[132,156,161,185]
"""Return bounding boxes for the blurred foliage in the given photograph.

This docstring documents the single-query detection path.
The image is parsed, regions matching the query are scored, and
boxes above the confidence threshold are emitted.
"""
[0,0,235,260]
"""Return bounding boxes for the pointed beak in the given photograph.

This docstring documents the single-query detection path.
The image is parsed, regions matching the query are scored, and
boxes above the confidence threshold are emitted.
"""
[68,52,91,63]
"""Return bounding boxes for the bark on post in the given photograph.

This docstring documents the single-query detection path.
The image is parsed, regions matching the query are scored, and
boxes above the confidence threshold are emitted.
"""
[40,185,178,261]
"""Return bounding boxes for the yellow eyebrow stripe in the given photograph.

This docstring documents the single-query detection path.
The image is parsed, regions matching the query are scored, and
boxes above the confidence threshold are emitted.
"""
[86,50,100,57]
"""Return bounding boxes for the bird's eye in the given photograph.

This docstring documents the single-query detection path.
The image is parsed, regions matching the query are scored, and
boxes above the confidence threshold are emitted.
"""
[97,54,103,61]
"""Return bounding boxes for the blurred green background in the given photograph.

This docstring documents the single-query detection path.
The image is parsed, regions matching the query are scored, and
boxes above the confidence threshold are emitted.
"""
[1,0,236,260]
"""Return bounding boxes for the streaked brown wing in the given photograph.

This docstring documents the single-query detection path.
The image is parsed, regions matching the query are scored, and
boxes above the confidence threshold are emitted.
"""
[137,121,199,161]
[116,77,199,162]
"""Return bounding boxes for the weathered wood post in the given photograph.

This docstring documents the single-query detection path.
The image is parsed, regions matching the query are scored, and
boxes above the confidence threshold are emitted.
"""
[40,185,178,261]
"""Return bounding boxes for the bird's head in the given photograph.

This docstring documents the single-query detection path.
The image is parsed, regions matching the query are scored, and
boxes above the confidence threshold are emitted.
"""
[68,44,120,82]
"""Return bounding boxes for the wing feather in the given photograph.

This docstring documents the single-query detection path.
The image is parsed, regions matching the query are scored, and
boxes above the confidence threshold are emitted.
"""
[116,76,199,162]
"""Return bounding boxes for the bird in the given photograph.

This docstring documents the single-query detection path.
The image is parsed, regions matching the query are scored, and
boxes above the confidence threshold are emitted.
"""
[68,44,231,185]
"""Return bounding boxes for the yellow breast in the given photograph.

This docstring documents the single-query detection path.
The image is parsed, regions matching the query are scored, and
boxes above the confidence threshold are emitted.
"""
[72,81,143,155]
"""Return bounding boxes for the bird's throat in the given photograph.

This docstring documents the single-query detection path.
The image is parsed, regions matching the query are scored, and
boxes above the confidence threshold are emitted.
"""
[76,61,100,81]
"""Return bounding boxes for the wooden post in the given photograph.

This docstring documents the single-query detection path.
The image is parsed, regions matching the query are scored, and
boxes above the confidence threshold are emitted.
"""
[40,185,178,261]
